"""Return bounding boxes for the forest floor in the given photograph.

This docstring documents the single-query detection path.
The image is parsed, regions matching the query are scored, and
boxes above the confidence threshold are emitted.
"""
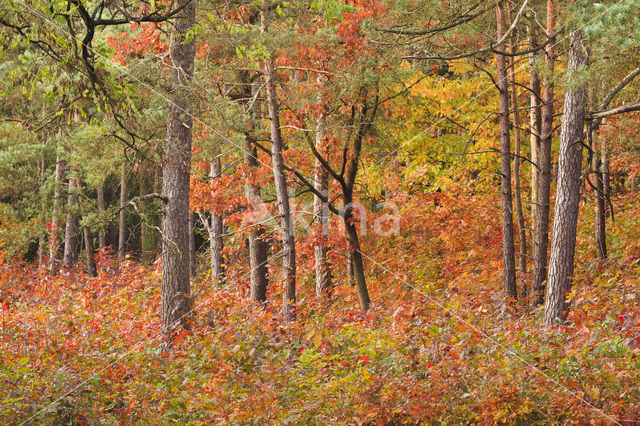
[1,189,640,424]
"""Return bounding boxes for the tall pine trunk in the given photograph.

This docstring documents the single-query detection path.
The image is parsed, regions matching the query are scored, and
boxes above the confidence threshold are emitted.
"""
[496,3,517,302]
[49,156,66,274]
[532,0,556,306]
[97,184,107,251]
[243,136,270,302]
[509,28,527,287]
[262,2,296,321]
[63,176,79,269]
[592,133,607,259]
[210,156,225,283]
[528,25,542,248]
[118,162,127,269]
[314,105,332,298]
[161,0,196,342]
[38,154,47,269]
[544,31,587,324]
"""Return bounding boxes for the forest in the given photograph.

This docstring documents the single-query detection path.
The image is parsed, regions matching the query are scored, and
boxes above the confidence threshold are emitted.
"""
[1,0,640,423]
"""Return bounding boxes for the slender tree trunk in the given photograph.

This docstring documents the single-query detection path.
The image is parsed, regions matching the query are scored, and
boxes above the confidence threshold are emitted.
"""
[49,156,66,274]
[97,184,107,251]
[118,162,127,269]
[243,136,270,302]
[63,176,79,269]
[529,25,542,246]
[210,157,225,283]
[84,226,97,277]
[601,138,610,214]
[161,0,195,342]
[314,107,332,298]
[343,191,370,310]
[140,169,157,263]
[38,154,47,269]
[592,133,607,259]
[532,0,556,307]
[509,28,527,288]
[261,2,296,321]
[544,31,587,325]
[496,3,517,302]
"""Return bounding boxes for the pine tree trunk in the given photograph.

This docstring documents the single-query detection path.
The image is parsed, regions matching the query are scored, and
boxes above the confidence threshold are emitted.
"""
[63,176,79,269]
[161,0,195,343]
[343,191,370,310]
[210,157,225,284]
[532,0,556,307]
[84,226,97,277]
[529,25,542,248]
[509,29,527,288]
[314,108,332,298]
[97,184,107,251]
[243,136,270,303]
[496,4,517,302]
[544,31,587,325]
[592,134,607,259]
[38,154,47,269]
[262,2,296,321]
[118,162,127,269]
[49,156,66,274]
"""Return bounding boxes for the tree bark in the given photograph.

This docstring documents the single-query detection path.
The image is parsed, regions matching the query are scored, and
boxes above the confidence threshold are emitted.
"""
[496,3,517,302]
[161,0,195,342]
[38,154,47,269]
[210,157,225,283]
[343,190,370,310]
[63,176,79,269]
[592,132,607,259]
[243,136,270,302]
[49,156,66,274]
[261,2,296,321]
[509,26,527,288]
[118,161,127,269]
[544,31,587,325]
[529,25,542,248]
[84,226,97,277]
[314,106,332,298]
[532,0,556,307]
[97,184,107,251]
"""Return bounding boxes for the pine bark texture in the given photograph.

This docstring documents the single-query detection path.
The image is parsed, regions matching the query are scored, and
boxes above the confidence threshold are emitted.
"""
[532,0,556,306]
[544,31,587,325]
[161,0,196,342]
[529,26,542,247]
[84,226,97,277]
[496,4,517,301]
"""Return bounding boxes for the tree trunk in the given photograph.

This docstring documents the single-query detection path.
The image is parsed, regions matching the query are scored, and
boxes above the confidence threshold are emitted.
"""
[210,157,225,283]
[161,0,195,343]
[496,3,517,302]
[243,136,270,303]
[532,0,556,307]
[601,137,610,215]
[343,191,370,310]
[49,156,66,274]
[63,176,79,269]
[38,154,47,269]
[509,27,527,289]
[118,162,127,269]
[592,133,607,259]
[544,31,587,325]
[262,2,296,321]
[84,226,97,277]
[97,184,107,251]
[529,25,542,247]
[314,107,332,298]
